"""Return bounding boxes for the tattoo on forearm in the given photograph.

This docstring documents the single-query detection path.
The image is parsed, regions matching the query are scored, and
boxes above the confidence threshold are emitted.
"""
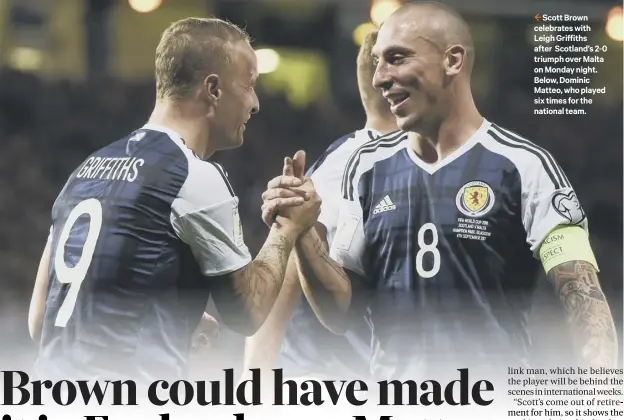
[311,235,350,287]
[295,233,351,324]
[549,261,618,368]
[237,234,291,318]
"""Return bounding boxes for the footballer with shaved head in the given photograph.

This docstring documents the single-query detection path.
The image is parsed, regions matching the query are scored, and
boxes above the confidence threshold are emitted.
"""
[262,1,618,380]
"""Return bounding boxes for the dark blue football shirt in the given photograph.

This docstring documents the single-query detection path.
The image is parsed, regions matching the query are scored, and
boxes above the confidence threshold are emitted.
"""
[37,124,251,382]
[330,119,588,380]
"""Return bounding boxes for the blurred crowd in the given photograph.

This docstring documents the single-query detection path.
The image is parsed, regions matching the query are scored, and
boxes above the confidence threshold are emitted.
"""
[0,63,621,366]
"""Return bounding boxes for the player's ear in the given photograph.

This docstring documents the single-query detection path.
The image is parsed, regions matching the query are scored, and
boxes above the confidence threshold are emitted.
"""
[445,45,465,76]
[203,74,221,103]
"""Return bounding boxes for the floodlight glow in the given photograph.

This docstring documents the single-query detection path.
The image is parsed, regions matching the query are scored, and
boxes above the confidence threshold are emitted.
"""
[9,47,43,71]
[255,49,281,74]
[606,6,623,42]
[370,0,402,26]
[353,22,377,46]
[128,0,162,14]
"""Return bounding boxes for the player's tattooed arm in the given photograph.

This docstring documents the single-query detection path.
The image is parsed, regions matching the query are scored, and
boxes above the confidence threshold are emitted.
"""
[243,226,329,373]
[243,251,303,372]
[238,231,292,315]
[256,152,349,333]
[213,179,321,337]
[212,226,297,336]
[548,261,619,368]
[294,227,352,334]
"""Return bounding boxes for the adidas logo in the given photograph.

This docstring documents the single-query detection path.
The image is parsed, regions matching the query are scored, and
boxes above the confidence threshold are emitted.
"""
[373,195,396,214]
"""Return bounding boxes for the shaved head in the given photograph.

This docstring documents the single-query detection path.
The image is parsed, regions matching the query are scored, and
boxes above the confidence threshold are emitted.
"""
[371,1,476,132]
[386,1,474,74]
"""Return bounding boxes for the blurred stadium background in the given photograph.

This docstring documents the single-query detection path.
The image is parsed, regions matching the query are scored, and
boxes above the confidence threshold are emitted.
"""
[0,0,622,371]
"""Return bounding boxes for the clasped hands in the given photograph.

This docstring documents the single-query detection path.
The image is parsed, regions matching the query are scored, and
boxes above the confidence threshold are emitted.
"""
[261,150,321,234]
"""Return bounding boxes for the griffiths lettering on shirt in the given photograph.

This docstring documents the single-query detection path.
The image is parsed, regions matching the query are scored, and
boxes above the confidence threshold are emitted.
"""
[76,156,145,182]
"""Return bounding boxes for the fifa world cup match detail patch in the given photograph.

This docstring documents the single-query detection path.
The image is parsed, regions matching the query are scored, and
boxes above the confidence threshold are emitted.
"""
[334,215,360,251]
[539,226,599,273]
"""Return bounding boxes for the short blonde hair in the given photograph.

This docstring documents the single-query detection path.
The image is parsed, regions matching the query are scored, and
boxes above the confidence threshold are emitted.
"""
[356,29,390,117]
[155,17,250,100]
